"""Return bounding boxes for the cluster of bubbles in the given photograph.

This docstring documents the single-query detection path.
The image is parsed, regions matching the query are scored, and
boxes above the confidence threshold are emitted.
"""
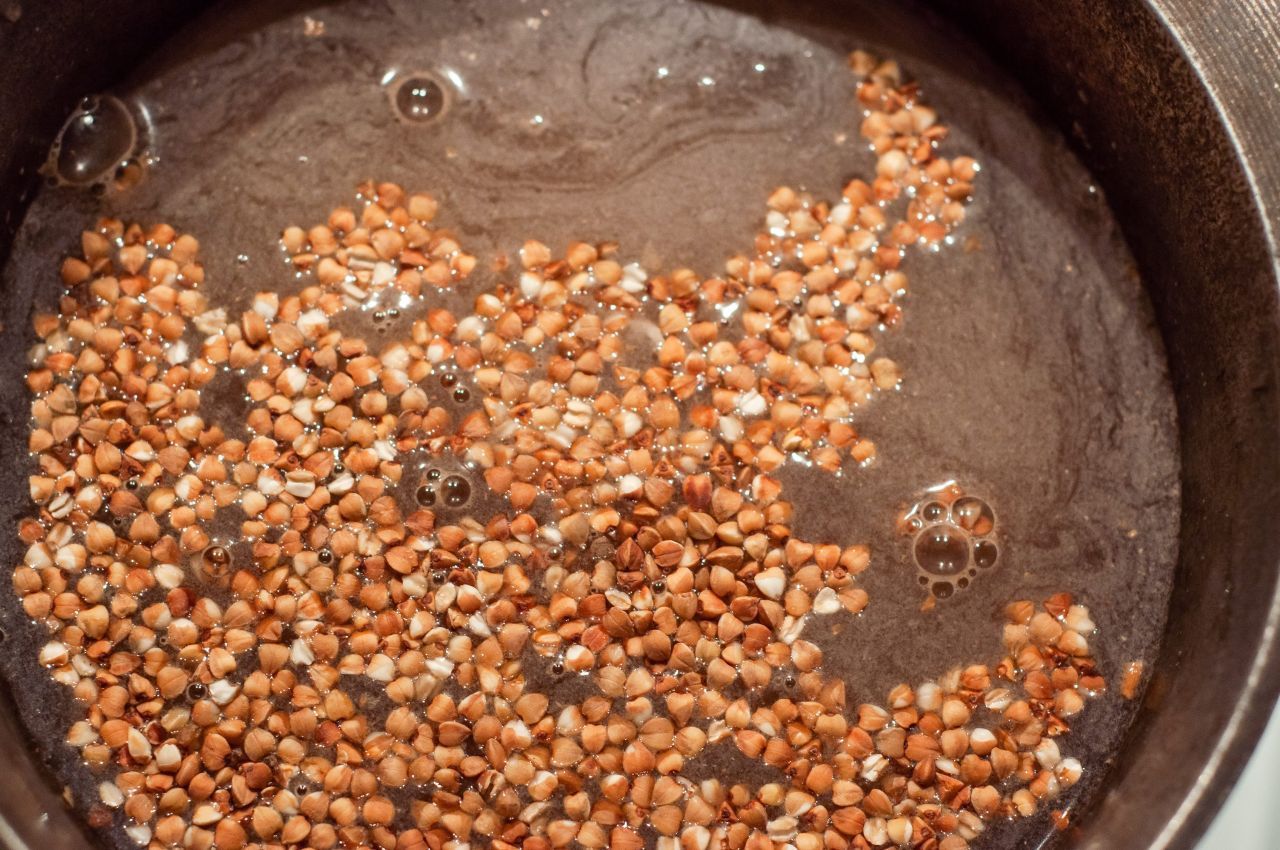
[414,466,472,508]
[439,371,470,403]
[903,491,999,600]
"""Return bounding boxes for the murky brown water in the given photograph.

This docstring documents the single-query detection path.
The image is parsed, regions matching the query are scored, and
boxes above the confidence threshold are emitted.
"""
[0,0,1179,847]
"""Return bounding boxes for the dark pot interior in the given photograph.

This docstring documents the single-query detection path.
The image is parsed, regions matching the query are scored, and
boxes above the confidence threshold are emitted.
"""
[0,2,1276,849]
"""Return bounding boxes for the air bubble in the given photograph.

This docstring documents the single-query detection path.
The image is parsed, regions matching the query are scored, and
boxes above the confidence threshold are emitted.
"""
[973,539,999,568]
[442,475,471,506]
[932,581,954,599]
[921,501,946,522]
[913,524,968,576]
[452,386,471,402]
[201,545,231,577]
[952,496,995,536]
[391,73,449,124]
[47,94,140,187]
[427,468,442,481]
[416,485,437,506]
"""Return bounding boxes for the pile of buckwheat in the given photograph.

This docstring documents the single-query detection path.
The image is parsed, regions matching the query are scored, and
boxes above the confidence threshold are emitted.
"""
[17,51,1105,850]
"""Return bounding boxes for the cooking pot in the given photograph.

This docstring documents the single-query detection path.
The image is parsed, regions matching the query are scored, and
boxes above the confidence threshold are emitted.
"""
[0,1,1276,849]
